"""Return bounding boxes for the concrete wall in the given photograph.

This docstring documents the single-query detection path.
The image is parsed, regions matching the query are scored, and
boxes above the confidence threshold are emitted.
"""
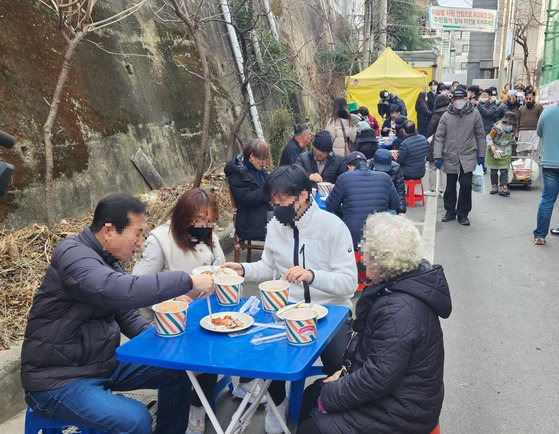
[0,0,333,228]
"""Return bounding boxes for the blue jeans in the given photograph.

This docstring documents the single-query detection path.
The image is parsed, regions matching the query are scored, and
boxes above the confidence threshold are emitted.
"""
[534,168,559,238]
[25,362,191,434]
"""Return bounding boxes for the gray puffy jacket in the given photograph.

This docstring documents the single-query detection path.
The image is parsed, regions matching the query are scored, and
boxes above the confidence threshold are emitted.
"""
[433,102,486,174]
[21,228,192,392]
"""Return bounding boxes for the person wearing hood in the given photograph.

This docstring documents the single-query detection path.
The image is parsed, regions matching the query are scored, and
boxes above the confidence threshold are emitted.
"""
[370,149,407,215]
[325,97,357,157]
[434,87,486,226]
[296,213,451,434]
[295,131,346,187]
[326,151,400,248]
[224,139,271,242]
[426,95,450,196]
[223,165,357,434]
[473,88,498,135]
[378,90,408,119]
[516,91,544,155]
[486,112,516,197]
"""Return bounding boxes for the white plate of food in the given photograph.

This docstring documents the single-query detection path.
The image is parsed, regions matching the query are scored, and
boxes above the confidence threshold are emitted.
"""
[275,303,328,321]
[192,265,238,276]
[200,312,254,333]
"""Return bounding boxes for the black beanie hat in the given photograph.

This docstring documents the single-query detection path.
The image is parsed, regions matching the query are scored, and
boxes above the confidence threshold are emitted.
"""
[312,130,333,152]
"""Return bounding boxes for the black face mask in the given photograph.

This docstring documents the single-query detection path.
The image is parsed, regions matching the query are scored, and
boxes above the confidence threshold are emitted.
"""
[273,203,296,226]
[188,227,212,243]
[526,102,534,108]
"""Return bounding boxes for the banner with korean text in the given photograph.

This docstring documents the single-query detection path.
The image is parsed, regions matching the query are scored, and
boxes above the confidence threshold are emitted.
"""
[428,6,497,33]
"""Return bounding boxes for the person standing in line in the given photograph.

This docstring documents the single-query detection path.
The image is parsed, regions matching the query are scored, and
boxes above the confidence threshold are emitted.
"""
[533,103,559,244]
[516,91,544,156]
[425,95,450,197]
[279,123,312,166]
[415,91,432,138]
[473,89,498,135]
[433,87,486,226]
[325,97,356,157]
[496,89,520,121]
[427,80,439,111]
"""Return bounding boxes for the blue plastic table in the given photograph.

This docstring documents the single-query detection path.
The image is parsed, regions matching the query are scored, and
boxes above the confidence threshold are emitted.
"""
[314,193,328,210]
[116,296,349,433]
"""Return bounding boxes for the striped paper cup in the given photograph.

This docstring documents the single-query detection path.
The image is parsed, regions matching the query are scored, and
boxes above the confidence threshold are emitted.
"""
[214,275,244,306]
[283,308,318,346]
[317,182,333,196]
[152,300,189,337]
[259,280,289,313]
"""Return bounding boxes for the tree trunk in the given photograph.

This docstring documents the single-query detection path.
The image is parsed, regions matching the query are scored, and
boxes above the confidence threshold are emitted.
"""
[227,84,250,160]
[523,47,532,85]
[42,31,85,227]
[171,0,211,188]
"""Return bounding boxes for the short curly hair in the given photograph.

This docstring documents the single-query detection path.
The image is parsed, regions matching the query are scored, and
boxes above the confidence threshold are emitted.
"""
[361,213,422,281]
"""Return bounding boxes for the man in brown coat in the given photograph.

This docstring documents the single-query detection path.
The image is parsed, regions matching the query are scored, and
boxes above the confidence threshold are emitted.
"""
[516,91,544,155]
[434,87,486,226]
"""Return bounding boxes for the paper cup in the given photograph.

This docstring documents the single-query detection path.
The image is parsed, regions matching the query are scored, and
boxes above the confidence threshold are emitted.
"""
[152,300,188,337]
[259,280,289,313]
[214,275,244,306]
[317,182,333,196]
[283,308,318,346]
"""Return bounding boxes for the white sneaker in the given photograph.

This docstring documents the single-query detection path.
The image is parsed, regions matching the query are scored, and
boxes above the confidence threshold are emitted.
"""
[265,398,288,434]
[424,190,436,197]
[232,380,268,404]
[186,405,205,434]
[438,191,444,197]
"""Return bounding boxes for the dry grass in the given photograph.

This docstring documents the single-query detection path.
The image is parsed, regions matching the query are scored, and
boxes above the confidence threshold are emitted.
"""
[0,175,232,350]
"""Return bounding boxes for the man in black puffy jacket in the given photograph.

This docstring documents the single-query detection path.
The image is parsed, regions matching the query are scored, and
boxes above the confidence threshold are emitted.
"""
[297,213,451,434]
[370,148,407,214]
[397,120,428,180]
[21,193,214,434]
[295,130,345,186]
[326,152,399,248]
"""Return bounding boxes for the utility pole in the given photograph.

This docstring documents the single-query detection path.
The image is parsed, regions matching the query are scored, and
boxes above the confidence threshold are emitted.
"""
[362,0,372,68]
[497,0,512,90]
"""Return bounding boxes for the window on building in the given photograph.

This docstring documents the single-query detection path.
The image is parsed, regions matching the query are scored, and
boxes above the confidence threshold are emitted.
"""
[461,62,468,70]
[463,44,469,53]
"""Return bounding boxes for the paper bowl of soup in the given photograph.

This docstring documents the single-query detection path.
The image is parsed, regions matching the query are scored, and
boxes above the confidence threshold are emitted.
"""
[214,275,244,306]
[283,308,318,346]
[259,280,289,313]
[317,182,334,196]
[152,300,189,337]
[192,265,237,277]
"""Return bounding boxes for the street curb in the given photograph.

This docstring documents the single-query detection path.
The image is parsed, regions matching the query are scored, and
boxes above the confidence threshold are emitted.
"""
[0,223,235,424]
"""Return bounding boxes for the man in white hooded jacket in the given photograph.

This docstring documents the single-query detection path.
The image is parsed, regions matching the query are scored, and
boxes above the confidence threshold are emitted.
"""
[224,164,357,434]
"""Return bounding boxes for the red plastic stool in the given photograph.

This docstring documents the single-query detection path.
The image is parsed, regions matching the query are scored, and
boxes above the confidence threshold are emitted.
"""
[404,179,425,208]
[431,423,441,434]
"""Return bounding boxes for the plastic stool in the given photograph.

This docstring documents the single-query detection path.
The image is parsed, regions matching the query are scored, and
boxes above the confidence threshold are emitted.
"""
[24,407,107,434]
[355,252,369,291]
[288,365,324,422]
[404,179,425,208]
[431,423,441,434]
[211,375,234,410]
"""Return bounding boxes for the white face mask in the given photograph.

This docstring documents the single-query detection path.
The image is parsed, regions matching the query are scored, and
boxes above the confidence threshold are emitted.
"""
[479,97,488,103]
[454,99,466,110]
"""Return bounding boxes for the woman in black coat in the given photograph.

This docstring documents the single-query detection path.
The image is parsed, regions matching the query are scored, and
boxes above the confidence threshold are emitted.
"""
[415,91,432,137]
[224,139,270,241]
[297,213,452,434]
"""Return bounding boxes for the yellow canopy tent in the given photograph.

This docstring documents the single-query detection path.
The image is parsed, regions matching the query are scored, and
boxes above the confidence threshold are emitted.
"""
[346,48,427,125]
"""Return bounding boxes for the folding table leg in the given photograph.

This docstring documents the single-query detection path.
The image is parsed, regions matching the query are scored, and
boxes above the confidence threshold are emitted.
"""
[287,378,305,422]
[224,378,265,434]
[264,391,291,434]
[186,370,225,434]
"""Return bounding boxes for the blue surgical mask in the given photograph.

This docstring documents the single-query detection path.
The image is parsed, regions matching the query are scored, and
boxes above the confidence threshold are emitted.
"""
[502,125,513,133]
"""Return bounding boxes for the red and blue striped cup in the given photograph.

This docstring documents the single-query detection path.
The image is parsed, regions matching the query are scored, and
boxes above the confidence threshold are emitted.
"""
[284,308,318,346]
[259,280,289,313]
[214,275,244,306]
[152,300,189,337]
